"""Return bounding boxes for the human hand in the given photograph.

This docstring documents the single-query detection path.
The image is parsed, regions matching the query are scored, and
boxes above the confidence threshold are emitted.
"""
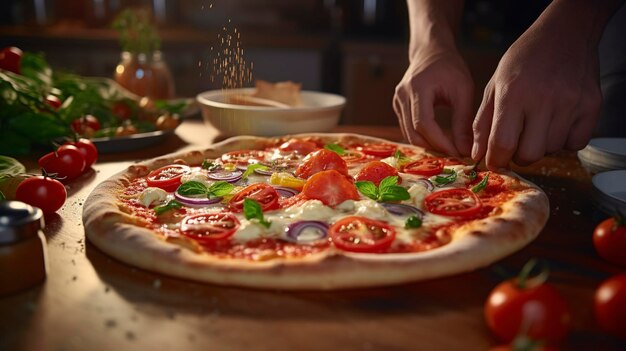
[393,48,474,156]
[471,22,602,170]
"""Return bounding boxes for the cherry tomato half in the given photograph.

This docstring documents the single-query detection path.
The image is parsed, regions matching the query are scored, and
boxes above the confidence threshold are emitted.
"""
[402,157,444,177]
[181,213,240,243]
[424,188,482,217]
[360,143,397,158]
[221,150,265,166]
[38,145,86,180]
[485,279,570,343]
[295,149,349,179]
[45,95,62,110]
[15,176,67,214]
[329,216,396,253]
[355,161,400,186]
[594,274,626,339]
[71,115,101,136]
[279,138,319,155]
[229,183,280,213]
[111,101,133,120]
[0,46,22,74]
[63,138,98,168]
[593,217,626,267]
[146,165,190,192]
[302,170,360,207]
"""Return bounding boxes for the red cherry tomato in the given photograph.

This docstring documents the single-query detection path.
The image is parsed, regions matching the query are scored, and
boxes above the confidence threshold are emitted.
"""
[111,101,133,120]
[146,165,190,192]
[229,183,280,213]
[341,150,365,164]
[595,274,626,339]
[302,170,360,207]
[63,138,98,168]
[295,149,349,179]
[355,161,400,186]
[221,150,265,166]
[181,213,240,243]
[45,95,62,110]
[485,278,570,343]
[15,176,67,214]
[0,47,22,74]
[402,157,444,177]
[71,115,101,135]
[279,139,319,155]
[593,217,626,267]
[38,145,86,180]
[361,143,398,158]
[329,216,396,253]
[424,188,482,217]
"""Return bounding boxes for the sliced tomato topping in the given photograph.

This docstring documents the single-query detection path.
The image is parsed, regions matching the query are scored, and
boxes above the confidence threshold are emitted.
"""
[221,150,265,166]
[181,213,240,242]
[295,149,349,179]
[279,138,319,155]
[355,161,401,186]
[146,165,190,192]
[341,150,366,164]
[229,183,280,212]
[424,188,482,217]
[302,170,360,207]
[443,158,465,166]
[469,171,506,194]
[361,143,398,158]
[329,216,396,253]
[402,157,444,177]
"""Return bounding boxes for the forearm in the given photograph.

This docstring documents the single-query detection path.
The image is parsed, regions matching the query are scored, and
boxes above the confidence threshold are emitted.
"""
[406,0,465,61]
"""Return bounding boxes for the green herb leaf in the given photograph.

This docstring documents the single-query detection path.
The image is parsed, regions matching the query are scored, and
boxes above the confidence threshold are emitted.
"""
[355,181,379,201]
[405,215,422,229]
[201,159,218,171]
[379,175,399,189]
[207,181,235,198]
[433,169,457,186]
[394,150,411,165]
[378,176,410,202]
[176,181,208,196]
[153,200,182,215]
[324,144,346,155]
[0,156,26,181]
[471,174,489,193]
[242,164,269,179]
[243,198,271,228]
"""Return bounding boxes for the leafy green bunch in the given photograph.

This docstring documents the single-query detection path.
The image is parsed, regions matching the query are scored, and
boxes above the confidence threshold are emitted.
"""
[112,9,161,54]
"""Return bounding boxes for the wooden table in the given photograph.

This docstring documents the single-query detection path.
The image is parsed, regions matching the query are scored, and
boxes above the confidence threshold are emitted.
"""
[1,120,624,351]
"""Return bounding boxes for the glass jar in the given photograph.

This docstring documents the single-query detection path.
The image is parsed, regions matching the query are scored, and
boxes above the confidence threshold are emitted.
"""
[114,51,175,100]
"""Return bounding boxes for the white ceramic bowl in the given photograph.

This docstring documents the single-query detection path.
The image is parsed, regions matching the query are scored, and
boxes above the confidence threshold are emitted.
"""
[196,88,345,136]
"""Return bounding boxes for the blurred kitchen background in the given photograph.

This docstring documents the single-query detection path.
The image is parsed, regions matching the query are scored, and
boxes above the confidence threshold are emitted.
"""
[0,0,549,126]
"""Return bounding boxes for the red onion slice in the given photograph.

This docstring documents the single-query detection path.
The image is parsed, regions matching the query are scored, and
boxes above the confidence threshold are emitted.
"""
[409,178,435,192]
[254,167,274,176]
[272,186,299,198]
[381,203,424,218]
[285,221,329,243]
[208,170,243,183]
[174,191,223,207]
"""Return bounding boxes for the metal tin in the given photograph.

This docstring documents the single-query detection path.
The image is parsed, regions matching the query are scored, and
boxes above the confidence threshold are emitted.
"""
[0,201,47,296]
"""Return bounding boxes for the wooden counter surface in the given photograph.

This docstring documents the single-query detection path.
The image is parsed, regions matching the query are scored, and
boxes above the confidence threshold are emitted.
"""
[1,120,623,351]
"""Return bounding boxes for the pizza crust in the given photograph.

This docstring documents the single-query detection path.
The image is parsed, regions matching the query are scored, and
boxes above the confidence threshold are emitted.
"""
[83,133,549,290]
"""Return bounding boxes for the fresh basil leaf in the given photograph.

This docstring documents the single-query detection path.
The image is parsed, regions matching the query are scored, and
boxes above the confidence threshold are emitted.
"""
[324,144,346,155]
[243,198,271,228]
[471,174,489,193]
[177,181,208,196]
[379,186,410,202]
[379,175,399,189]
[201,159,219,171]
[208,181,235,197]
[0,156,26,181]
[153,200,182,215]
[242,164,269,179]
[355,181,379,201]
[405,215,422,229]
[394,150,411,164]
[433,169,457,186]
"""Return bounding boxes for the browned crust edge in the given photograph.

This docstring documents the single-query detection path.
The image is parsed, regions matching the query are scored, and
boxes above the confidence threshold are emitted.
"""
[83,133,549,290]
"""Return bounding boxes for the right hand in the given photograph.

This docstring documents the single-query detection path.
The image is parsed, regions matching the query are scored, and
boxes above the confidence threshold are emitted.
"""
[393,48,474,156]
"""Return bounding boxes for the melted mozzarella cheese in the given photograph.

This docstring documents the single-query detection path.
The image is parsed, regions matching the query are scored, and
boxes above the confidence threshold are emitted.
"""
[281,200,337,221]
[180,169,211,185]
[404,183,430,209]
[380,156,397,168]
[138,187,168,207]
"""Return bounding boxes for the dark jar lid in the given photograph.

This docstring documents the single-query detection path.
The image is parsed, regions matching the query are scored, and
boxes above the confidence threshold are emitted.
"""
[0,201,45,245]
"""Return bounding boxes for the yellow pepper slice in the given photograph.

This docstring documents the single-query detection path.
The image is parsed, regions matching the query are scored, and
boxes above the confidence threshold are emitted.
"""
[269,172,306,191]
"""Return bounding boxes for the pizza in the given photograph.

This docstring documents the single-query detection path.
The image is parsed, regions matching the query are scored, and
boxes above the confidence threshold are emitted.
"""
[83,134,549,290]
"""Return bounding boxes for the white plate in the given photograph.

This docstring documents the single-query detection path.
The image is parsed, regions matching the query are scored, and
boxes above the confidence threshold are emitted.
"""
[592,170,626,214]
[578,138,626,173]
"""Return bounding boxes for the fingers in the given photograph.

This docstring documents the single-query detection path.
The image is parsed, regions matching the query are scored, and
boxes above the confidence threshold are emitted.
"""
[484,87,524,171]
[471,83,494,161]
[513,110,550,166]
[451,82,474,156]
[394,88,428,146]
[410,89,460,156]
[566,89,602,151]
